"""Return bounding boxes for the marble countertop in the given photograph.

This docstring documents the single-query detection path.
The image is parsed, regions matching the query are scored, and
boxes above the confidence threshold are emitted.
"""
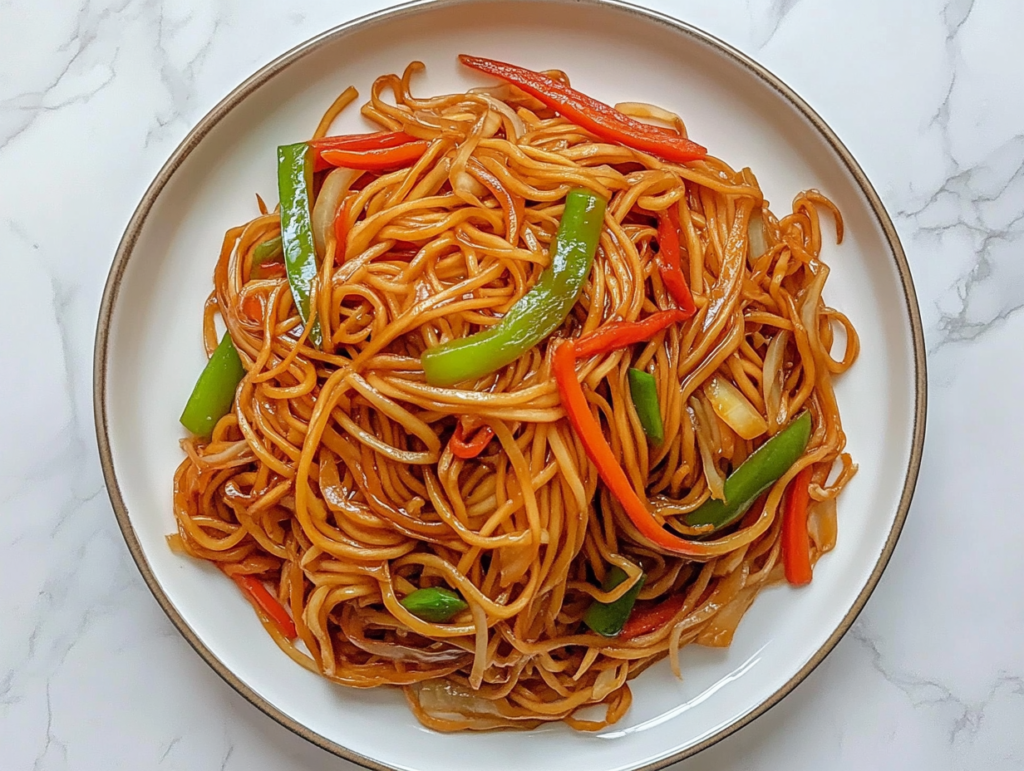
[2,0,1022,768]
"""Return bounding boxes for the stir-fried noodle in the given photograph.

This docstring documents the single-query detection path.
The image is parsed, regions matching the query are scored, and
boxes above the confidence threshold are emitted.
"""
[170,57,858,731]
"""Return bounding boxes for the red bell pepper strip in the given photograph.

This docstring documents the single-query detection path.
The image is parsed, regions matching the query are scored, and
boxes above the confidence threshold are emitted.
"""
[242,295,263,322]
[320,142,429,172]
[574,308,691,359]
[620,594,688,640]
[309,130,418,154]
[449,421,495,459]
[310,130,419,172]
[782,466,814,585]
[656,207,698,315]
[553,314,714,558]
[459,55,707,163]
[230,573,298,640]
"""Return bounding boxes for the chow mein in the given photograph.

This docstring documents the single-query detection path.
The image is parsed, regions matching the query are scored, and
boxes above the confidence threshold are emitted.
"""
[170,55,858,731]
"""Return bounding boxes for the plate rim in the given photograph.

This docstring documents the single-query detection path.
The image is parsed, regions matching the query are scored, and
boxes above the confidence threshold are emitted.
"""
[92,0,928,768]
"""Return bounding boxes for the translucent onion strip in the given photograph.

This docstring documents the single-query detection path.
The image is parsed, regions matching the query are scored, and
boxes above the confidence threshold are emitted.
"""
[704,375,767,440]
[312,167,362,259]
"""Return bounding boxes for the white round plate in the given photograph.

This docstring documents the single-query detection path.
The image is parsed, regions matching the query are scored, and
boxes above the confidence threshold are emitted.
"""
[94,1,926,769]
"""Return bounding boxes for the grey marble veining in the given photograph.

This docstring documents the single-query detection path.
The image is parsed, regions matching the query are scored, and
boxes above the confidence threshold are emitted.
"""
[1,1,1022,768]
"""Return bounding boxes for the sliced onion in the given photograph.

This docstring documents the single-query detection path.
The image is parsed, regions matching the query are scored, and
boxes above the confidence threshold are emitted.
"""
[449,111,488,206]
[467,84,512,98]
[468,82,547,114]
[498,543,534,588]
[476,94,526,139]
[762,330,790,434]
[182,437,254,471]
[748,209,767,263]
[417,680,505,717]
[453,170,486,200]
[481,108,503,138]
[696,585,758,648]
[439,108,482,125]
[413,679,543,726]
[345,630,468,665]
[800,264,829,356]
[591,665,621,701]
[312,167,361,259]
[614,101,685,133]
[690,399,725,501]
[704,375,767,440]
[808,497,838,554]
[339,612,470,665]
[712,543,748,577]
[469,601,488,690]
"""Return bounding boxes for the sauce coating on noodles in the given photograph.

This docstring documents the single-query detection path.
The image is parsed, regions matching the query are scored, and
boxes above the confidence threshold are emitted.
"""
[170,58,857,731]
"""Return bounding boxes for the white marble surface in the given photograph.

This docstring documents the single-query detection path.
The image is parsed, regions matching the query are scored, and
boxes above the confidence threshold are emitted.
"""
[1,0,1021,768]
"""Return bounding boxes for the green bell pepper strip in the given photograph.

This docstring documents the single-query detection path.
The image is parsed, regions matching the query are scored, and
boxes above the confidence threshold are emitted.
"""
[684,411,812,530]
[277,142,322,347]
[583,566,645,638]
[399,587,468,623]
[628,368,664,444]
[251,235,282,278]
[180,332,246,438]
[421,187,607,386]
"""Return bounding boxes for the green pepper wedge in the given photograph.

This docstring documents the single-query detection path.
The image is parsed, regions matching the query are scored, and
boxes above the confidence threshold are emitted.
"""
[277,142,322,347]
[684,411,812,530]
[400,587,469,623]
[628,368,664,444]
[421,187,607,386]
[583,566,645,638]
[180,332,246,438]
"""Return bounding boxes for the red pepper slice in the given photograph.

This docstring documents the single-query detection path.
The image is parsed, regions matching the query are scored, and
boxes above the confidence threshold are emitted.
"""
[459,55,707,163]
[620,594,688,640]
[782,466,814,585]
[230,573,298,640]
[310,131,419,172]
[574,308,691,359]
[553,313,713,558]
[309,130,418,154]
[242,294,263,322]
[656,207,698,315]
[448,421,495,459]
[320,142,429,172]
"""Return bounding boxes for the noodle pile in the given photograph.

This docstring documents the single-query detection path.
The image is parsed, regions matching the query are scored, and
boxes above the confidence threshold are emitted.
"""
[170,61,858,731]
